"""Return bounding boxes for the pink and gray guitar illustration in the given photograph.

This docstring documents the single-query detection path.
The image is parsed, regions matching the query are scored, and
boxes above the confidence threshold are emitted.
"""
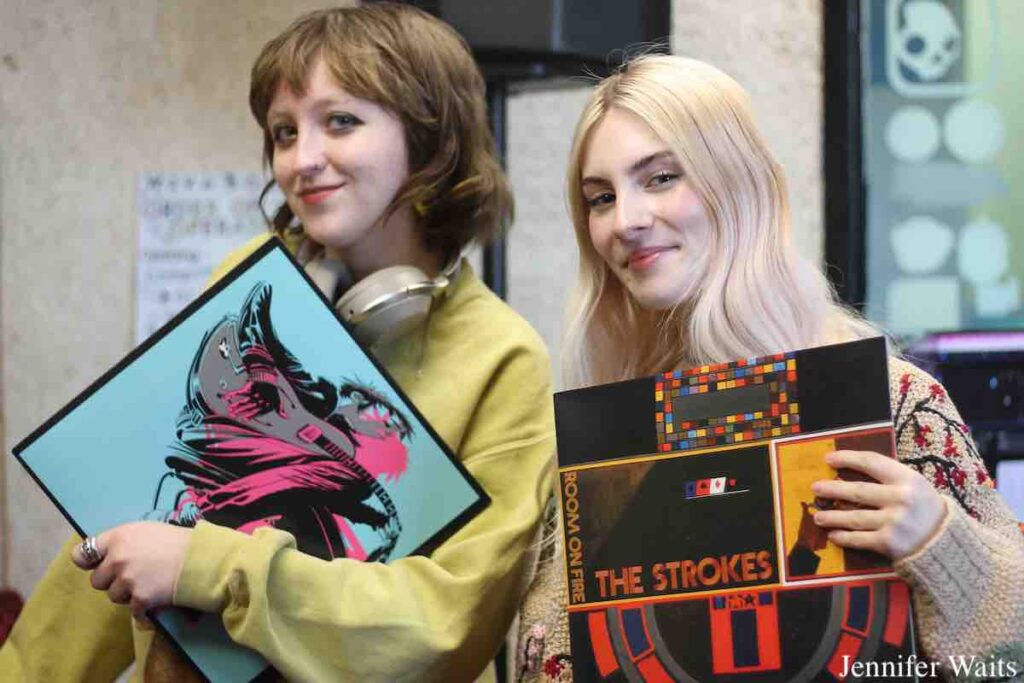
[156,282,411,563]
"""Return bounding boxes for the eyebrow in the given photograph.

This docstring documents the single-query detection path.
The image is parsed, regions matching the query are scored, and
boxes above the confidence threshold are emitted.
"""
[267,95,360,120]
[581,151,675,185]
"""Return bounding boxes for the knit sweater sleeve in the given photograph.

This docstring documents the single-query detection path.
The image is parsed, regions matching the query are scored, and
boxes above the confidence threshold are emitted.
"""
[888,358,1024,670]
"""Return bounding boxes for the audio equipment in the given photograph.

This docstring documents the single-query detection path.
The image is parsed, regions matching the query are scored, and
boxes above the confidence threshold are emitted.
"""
[304,253,459,347]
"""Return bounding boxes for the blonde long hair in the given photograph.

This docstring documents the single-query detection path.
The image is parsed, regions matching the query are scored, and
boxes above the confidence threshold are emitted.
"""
[563,56,877,387]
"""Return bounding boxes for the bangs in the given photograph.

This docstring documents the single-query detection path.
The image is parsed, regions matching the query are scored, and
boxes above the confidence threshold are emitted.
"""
[250,13,393,130]
[249,4,511,253]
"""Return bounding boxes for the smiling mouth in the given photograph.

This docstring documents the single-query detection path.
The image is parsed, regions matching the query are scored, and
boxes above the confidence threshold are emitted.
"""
[626,247,675,270]
[298,184,343,205]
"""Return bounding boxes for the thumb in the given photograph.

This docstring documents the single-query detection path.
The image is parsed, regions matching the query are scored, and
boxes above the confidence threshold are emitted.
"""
[71,533,107,569]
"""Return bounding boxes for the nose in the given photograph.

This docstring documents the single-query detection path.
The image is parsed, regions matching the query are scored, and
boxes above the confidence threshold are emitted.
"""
[613,188,651,241]
[294,127,327,177]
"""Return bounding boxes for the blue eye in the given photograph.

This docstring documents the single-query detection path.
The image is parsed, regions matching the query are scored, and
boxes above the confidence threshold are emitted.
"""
[648,172,679,188]
[271,125,297,146]
[326,113,361,131]
[586,192,615,209]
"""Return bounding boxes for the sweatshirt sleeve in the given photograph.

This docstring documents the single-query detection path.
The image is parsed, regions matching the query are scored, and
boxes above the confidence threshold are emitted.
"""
[889,359,1024,669]
[173,335,556,682]
[0,233,281,681]
[0,536,134,682]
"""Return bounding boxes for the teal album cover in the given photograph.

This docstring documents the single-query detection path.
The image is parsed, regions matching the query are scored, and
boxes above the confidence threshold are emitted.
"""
[14,237,488,681]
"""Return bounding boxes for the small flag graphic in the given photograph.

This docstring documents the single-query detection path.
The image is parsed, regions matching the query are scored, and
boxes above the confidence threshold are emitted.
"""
[683,476,744,499]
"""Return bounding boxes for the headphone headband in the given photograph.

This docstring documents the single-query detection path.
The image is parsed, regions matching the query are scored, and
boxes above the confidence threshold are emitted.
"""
[303,251,460,346]
[343,274,448,325]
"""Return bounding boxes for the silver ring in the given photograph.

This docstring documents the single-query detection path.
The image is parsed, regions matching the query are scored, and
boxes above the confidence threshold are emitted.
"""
[80,536,103,567]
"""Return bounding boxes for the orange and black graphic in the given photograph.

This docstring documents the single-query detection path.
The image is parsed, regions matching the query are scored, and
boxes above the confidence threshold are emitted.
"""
[562,446,777,606]
[570,579,914,682]
[775,427,896,581]
[555,338,920,680]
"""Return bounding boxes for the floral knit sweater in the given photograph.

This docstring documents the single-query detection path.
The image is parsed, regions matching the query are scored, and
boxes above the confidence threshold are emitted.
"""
[514,358,1024,682]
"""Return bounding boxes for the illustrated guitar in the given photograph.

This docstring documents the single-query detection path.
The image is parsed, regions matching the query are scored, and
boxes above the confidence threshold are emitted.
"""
[192,314,403,562]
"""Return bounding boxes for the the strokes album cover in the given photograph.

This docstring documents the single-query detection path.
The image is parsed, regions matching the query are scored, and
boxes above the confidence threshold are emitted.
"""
[13,237,488,682]
[555,338,918,682]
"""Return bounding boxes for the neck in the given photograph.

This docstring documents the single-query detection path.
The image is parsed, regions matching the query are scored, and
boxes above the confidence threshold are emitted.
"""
[324,207,444,282]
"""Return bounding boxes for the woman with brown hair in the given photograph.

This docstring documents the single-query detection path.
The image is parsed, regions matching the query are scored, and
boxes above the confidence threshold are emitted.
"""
[2,5,555,681]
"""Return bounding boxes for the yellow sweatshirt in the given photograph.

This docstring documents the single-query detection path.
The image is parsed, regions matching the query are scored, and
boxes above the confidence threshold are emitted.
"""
[1,234,556,682]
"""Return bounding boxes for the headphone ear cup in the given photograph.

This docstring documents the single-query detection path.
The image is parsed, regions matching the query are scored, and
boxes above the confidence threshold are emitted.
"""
[335,266,436,346]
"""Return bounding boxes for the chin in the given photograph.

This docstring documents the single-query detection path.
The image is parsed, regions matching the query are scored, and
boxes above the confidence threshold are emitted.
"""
[302,220,356,248]
[618,274,682,311]
[627,287,683,312]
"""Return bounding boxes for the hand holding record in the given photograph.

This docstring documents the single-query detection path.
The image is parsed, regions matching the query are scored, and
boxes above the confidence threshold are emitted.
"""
[811,449,948,560]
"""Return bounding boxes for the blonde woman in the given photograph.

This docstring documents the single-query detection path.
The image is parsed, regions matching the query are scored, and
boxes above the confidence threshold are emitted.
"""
[516,55,1023,682]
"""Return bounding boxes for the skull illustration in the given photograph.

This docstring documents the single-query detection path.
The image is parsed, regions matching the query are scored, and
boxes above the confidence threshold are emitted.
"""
[896,0,961,83]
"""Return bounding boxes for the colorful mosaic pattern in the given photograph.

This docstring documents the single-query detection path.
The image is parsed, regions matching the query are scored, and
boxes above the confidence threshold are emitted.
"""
[655,352,801,452]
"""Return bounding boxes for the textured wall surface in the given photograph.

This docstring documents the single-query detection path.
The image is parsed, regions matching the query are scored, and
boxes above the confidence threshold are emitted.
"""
[673,0,824,259]
[1,0,824,596]
[506,83,594,386]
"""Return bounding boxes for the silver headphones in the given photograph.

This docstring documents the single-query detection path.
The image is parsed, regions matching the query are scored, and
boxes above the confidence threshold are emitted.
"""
[303,251,459,347]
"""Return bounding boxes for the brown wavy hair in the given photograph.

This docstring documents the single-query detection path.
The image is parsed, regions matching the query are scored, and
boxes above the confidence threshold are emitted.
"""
[250,3,512,259]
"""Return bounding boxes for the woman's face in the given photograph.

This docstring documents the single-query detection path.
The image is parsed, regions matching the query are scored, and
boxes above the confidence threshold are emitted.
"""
[581,107,712,311]
[268,59,414,277]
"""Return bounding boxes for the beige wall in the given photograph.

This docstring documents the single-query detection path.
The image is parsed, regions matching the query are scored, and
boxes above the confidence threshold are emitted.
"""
[0,0,823,597]
[0,0,350,596]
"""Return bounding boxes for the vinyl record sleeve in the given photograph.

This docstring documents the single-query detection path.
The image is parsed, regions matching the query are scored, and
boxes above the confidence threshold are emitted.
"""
[14,237,489,682]
[555,338,920,682]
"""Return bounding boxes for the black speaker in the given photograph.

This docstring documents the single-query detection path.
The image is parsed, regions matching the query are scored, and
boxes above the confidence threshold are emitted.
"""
[408,0,671,78]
